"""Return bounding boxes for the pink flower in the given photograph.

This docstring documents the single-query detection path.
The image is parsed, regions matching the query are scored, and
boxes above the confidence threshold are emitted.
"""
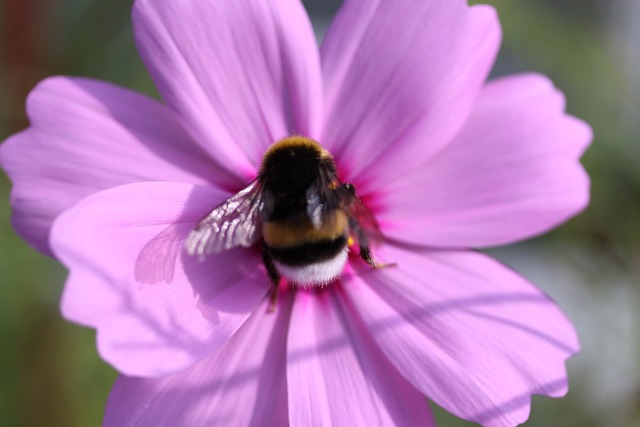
[0,0,591,426]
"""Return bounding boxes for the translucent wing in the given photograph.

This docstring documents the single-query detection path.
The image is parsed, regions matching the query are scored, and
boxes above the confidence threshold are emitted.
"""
[346,191,384,247]
[185,179,267,257]
[315,166,383,246]
[305,165,344,230]
[305,186,325,229]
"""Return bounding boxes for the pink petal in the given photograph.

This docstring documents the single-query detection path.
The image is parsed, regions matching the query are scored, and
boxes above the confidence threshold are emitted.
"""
[0,77,215,256]
[343,244,579,427]
[104,297,290,427]
[320,0,500,193]
[50,182,268,377]
[377,73,592,248]
[287,289,435,427]
[133,0,323,177]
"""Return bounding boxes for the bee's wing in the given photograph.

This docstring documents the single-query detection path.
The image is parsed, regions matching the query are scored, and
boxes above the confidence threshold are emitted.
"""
[340,186,384,247]
[185,179,268,256]
[315,167,383,246]
[305,185,328,230]
[305,165,344,229]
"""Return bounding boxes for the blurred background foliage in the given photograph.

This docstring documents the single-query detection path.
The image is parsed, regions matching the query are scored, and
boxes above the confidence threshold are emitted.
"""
[1,0,638,426]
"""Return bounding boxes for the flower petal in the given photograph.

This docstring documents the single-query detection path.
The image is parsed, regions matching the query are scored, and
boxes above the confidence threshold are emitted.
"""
[104,297,290,427]
[377,73,592,248]
[320,0,500,192]
[133,0,323,177]
[343,244,579,427]
[0,77,214,256]
[51,182,268,377]
[287,288,435,427]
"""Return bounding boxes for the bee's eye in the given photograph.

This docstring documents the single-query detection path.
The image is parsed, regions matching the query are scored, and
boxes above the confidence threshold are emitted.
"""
[344,183,355,195]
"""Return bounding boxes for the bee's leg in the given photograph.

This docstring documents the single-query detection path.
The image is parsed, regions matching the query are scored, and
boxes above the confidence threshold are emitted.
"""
[262,246,280,313]
[349,213,397,270]
[359,241,397,270]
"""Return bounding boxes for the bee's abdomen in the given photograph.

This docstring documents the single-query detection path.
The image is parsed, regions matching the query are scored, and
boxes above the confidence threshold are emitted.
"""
[262,211,349,266]
[266,236,348,266]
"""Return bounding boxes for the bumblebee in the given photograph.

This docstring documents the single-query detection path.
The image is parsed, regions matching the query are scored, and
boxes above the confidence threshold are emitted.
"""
[185,136,389,307]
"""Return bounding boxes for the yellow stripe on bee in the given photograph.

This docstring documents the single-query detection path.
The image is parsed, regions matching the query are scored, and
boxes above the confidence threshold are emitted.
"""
[263,210,348,248]
[261,136,332,172]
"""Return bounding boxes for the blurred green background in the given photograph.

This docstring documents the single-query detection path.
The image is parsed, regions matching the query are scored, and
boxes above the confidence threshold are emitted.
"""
[1,0,638,426]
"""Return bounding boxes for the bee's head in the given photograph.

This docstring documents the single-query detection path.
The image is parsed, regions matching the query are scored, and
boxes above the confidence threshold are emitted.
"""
[261,136,335,196]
